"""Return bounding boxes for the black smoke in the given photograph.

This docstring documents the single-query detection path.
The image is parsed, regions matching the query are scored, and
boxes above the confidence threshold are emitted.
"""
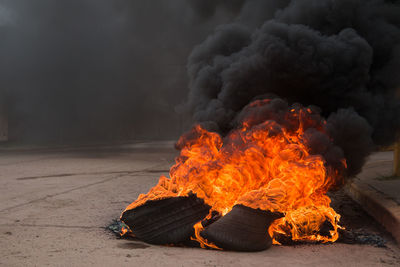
[184,0,400,177]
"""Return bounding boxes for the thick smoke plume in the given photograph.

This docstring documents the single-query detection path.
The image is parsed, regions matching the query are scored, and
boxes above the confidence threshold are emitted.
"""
[185,0,400,177]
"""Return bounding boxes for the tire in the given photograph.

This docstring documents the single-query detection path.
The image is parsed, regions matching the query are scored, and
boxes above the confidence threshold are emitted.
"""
[121,193,210,245]
[201,204,283,251]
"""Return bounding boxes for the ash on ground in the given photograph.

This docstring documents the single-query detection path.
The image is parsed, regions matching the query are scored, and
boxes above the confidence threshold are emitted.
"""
[329,189,387,247]
[108,220,130,238]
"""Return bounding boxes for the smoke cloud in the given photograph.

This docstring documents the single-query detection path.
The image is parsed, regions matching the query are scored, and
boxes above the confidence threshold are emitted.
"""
[185,0,400,177]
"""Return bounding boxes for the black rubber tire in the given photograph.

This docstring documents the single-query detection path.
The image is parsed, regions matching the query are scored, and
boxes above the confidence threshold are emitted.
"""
[201,204,283,251]
[121,193,210,245]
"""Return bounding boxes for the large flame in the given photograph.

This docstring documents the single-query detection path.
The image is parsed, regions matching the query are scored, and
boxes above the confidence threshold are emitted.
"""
[124,99,346,245]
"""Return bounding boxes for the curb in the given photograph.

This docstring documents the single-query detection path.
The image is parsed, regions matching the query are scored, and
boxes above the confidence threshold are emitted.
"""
[344,179,400,245]
[0,140,154,153]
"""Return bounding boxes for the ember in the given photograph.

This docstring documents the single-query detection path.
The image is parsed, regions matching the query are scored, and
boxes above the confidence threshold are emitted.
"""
[121,98,347,251]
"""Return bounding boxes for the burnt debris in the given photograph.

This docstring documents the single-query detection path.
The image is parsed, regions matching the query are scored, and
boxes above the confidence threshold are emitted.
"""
[112,189,390,251]
[201,205,283,251]
[119,198,282,252]
[120,194,210,245]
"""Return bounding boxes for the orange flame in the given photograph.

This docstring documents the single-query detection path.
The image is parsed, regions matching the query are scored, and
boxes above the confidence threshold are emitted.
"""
[191,219,221,250]
[124,99,346,245]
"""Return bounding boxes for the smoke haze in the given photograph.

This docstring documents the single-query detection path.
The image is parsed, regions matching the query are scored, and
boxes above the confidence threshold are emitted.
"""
[0,0,240,143]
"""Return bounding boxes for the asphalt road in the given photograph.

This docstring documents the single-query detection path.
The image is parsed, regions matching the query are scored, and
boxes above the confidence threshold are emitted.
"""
[0,142,399,266]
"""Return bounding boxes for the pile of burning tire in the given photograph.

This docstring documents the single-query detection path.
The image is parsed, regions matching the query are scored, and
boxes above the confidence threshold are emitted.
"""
[120,193,282,252]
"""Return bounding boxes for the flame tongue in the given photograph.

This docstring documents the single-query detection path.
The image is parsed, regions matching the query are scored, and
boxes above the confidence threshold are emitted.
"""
[124,99,346,244]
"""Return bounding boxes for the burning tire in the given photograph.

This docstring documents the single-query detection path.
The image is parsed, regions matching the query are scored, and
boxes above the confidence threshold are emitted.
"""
[201,205,282,251]
[121,193,210,245]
